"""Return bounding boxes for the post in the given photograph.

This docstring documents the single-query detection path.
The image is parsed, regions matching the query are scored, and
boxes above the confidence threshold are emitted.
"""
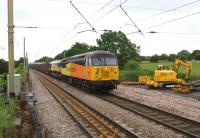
[8,0,15,97]
[26,52,28,84]
[23,37,26,89]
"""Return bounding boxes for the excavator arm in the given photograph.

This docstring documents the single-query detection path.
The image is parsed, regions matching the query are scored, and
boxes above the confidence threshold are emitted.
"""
[173,58,192,81]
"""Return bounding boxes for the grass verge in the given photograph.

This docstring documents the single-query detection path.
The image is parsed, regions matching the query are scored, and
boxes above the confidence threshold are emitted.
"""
[0,97,16,137]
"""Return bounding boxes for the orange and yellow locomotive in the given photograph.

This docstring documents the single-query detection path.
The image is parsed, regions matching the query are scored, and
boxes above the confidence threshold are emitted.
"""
[49,50,120,91]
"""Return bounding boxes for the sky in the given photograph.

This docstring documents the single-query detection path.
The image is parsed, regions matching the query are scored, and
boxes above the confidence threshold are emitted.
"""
[0,0,200,62]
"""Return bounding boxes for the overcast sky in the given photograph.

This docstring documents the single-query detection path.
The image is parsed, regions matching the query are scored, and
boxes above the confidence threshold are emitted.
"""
[1,0,200,62]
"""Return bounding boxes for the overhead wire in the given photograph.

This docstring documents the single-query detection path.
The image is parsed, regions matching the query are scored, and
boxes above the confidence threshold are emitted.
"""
[61,22,86,38]
[14,25,72,30]
[136,0,200,22]
[51,0,168,11]
[89,0,115,18]
[146,31,200,35]
[59,0,115,37]
[120,5,144,35]
[69,0,97,32]
[93,0,128,24]
[127,10,200,35]
[78,0,128,33]
[68,0,166,11]
[144,10,200,30]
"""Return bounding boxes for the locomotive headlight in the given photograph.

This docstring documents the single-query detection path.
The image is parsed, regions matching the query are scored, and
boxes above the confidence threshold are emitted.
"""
[105,67,108,70]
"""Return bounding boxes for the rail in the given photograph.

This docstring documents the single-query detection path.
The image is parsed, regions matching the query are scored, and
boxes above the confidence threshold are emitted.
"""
[98,94,200,138]
[34,70,140,138]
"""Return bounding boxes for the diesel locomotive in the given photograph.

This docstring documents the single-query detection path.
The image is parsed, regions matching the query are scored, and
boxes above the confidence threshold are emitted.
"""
[33,50,120,91]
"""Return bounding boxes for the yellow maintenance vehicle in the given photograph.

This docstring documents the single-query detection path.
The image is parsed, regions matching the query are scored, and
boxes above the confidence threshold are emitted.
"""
[146,59,192,90]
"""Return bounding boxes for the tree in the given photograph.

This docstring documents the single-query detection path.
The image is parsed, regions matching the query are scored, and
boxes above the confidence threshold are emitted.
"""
[35,56,52,63]
[0,59,8,74]
[66,42,90,57]
[194,53,200,60]
[15,57,24,68]
[191,50,200,60]
[140,56,150,61]
[150,54,159,63]
[168,54,176,61]
[54,42,90,60]
[89,46,101,51]
[124,60,140,70]
[160,54,168,60]
[54,50,67,60]
[96,31,139,69]
[177,50,191,60]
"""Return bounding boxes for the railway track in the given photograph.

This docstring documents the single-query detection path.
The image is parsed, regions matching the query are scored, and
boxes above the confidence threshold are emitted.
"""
[98,94,200,138]
[34,70,140,138]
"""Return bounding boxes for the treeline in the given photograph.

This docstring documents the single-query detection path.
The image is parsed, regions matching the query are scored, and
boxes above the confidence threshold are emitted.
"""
[35,31,140,69]
[35,30,200,69]
[146,50,200,63]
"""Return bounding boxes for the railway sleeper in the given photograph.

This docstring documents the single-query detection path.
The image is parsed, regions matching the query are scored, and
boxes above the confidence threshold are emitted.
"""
[143,112,159,116]
[155,116,169,120]
[169,121,185,126]
[160,118,176,123]
[188,127,200,132]
[177,124,193,129]
[188,128,200,135]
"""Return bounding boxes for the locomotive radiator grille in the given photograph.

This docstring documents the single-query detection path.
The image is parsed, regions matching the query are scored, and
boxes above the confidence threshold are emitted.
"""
[102,71,109,78]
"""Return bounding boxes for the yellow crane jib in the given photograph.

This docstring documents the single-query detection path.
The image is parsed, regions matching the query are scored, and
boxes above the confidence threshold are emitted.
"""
[173,58,192,81]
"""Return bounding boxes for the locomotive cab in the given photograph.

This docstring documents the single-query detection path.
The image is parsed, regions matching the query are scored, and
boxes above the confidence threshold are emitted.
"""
[85,52,120,90]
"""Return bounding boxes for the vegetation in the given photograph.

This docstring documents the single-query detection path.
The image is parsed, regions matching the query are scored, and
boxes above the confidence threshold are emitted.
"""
[177,50,191,60]
[15,57,24,68]
[150,54,160,63]
[35,56,52,63]
[54,42,91,60]
[97,31,139,69]
[160,54,168,60]
[0,74,7,93]
[168,54,176,62]
[191,50,200,59]
[0,59,8,74]
[0,57,25,93]
[0,98,16,137]
[124,60,140,70]
[120,70,153,81]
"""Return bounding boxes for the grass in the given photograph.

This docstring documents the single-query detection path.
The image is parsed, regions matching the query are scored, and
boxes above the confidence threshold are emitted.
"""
[120,69,153,81]
[0,97,16,137]
[120,60,200,81]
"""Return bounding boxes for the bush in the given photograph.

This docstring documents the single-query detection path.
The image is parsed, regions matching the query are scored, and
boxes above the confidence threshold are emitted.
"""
[194,53,200,61]
[191,50,200,59]
[160,54,168,60]
[0,74,7,93]
[168,54,176,62]
[124,60,140,70]
[150,54,159,63]
[177,50,191,60]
